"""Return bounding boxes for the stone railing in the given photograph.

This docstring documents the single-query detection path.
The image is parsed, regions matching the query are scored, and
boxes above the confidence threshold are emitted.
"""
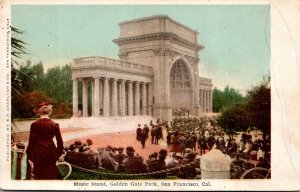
[199,77,213,86]
[72,56,153,75]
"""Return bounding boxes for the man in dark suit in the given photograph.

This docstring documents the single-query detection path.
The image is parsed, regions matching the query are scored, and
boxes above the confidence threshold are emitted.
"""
[123,146,146,174]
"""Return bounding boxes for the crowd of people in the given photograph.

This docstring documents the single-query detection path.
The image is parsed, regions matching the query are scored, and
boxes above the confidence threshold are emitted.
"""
[18,102,271,180]
[63,139,200,179]
[61,116,271,179]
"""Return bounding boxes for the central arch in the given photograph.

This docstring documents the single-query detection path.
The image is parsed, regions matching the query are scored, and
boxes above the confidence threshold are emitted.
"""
[170,59,193,115]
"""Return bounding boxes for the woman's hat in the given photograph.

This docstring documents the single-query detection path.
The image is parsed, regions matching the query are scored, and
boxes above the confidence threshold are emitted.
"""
[32,102,53,114]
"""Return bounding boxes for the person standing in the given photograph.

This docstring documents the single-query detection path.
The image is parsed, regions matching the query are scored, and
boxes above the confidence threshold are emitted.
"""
[136,124,142,141]
[150,126,156,144]
[26,102,64,180]
[141,129,147,149]
[198,133,207,155]
[177,134,187,156]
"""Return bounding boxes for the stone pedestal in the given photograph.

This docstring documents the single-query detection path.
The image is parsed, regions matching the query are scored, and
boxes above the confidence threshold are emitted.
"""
[200,149,232,179]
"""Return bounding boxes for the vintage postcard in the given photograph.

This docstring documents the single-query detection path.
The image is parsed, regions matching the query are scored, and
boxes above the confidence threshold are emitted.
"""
[0,0,300,191]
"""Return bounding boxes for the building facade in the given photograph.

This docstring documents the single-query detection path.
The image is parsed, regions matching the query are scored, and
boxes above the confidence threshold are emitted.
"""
[71,15,213,121]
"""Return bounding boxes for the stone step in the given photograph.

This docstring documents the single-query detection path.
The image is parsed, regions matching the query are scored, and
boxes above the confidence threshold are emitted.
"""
[12,116,156,133]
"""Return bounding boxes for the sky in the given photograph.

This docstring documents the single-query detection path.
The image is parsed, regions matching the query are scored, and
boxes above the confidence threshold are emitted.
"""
[12,4,270,95]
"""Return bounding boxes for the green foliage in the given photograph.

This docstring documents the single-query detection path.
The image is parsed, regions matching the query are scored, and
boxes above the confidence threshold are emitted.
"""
[11,27,27,106]
[213,86,245,112]
[217,104,251,138]
[12,61,73,118]
[42,65,72,104]
[217,76,271,137]
[16,60,44,92]
[246,76,271,137]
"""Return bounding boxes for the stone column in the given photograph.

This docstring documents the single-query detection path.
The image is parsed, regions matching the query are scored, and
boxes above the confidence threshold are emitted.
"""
[99,79,103,114]
[164,61,171,120]
[82,78,88,117]
[93,77,100,117]
[111,78,118,116]
[128,81,133,116]
[203,89,207,113]
[72,78,78,117]
[141,82,147,115]
[210,90,213,112]
[206,90,209,113]
[199,89,202,112]
[103,77,110,117]
[134,81,140,116]
[120,79,126,116]
[91,80,94,116]
[147,83,152,115]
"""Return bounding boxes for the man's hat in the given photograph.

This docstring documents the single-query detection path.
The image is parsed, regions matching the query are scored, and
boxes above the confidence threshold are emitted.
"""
[117,147,124,151]
[74,140,83,146]
[126,146,135,153]
[187,152,196,159]
[159,149,168,157]
[86,138,93,145]
[16,141,25,150]
[185,148,192,153]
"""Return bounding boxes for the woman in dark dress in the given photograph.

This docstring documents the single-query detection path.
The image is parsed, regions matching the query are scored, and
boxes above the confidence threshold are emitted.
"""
[26,102,64,180]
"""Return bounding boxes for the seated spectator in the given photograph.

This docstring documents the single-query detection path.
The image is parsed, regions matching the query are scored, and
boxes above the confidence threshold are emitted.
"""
[238,139,245,153]
[79,145,90,153]
[123,146,146,174]
[249,139,259,160]
[242,156,255,170]
[232,153,245,168]
[216,137,226,153]
[166,153,183,176]
[256,157,270,169]
[178,152,197,179]
[243,141,251,154]
[98,146,119,171]
[227,139,238,157]
[64,147,100,169]
[146,152,158,165]
[113,147,126,164]
[146,149,168,178]
[112,147,126,172]
[183,148,192,158]
[74,140,83,152]
[84,138,93,146]
[230,153,244,179]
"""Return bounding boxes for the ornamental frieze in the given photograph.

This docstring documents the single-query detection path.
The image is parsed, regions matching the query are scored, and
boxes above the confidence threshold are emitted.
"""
[113,32,203,51]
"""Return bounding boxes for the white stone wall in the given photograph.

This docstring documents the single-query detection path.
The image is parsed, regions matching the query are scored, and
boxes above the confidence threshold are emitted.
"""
[72,15,212,120]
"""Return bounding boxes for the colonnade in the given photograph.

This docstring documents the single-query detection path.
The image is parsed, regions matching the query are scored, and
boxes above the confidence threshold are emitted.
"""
[72,77,153,117]
[199,89,212,113]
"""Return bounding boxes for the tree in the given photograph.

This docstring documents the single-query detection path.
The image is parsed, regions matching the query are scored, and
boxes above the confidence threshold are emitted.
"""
[217,76,271,138]
[217,104,251,139]
[11,27,27,118]
[246,76,271,138]
[16,60,45,92]
[213,86,245,112]
[42,64,72,104]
